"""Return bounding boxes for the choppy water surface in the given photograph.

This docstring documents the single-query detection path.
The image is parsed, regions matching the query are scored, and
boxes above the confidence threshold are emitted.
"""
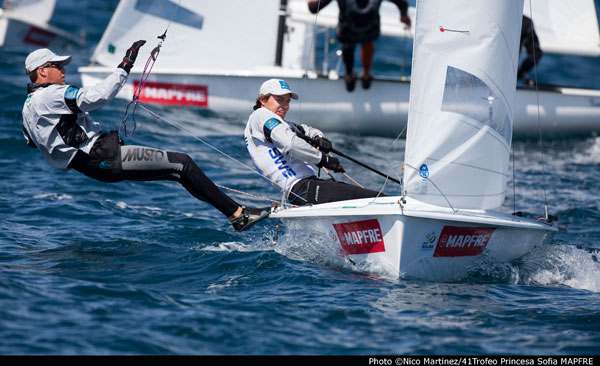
[0,0,599,355]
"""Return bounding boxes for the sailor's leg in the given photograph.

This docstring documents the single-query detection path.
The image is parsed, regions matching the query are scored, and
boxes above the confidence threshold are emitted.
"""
[360,41,375,76]
[289,177,383,205]
[71,132,269,230]
[342,42,356,75]
[119,146,240,217]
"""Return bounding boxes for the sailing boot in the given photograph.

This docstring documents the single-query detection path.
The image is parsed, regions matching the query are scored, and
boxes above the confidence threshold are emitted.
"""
[361,73,373,89]
[344,73,357,92]
[231,207,271,232]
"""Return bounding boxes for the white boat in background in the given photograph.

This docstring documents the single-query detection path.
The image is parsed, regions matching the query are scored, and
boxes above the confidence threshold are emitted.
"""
[78,0,600,138]
[271,0,558,281]
[0,0,84,49]
[524,0,600,57]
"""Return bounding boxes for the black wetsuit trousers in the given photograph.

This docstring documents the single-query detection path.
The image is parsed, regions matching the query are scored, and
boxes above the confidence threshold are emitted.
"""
[70,131,239,217]
[288,176,384,206]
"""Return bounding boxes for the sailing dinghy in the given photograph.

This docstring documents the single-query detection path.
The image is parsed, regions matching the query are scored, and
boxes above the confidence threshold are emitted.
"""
[0,0,84,49]
[78,0,600,138]
[270,0,558,281]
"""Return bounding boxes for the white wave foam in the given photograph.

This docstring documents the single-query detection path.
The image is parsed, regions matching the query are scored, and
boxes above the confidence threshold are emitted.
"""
[111,200,162,212]
[272,220,396,278]
[206,274,244,294]
[197,241,266,253]
[34,193,73,200]
[524,245,600,292]
[571,136,600,165]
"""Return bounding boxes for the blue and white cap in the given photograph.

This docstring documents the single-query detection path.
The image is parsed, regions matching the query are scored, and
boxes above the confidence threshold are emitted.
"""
[25,48,71,73]
[259,79,299,100]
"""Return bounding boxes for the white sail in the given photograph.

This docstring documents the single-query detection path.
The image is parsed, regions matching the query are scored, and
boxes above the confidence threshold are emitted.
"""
[524,0,600,57]
[3,0,57,24]
[403,0,523,210]
[90,0,284,72]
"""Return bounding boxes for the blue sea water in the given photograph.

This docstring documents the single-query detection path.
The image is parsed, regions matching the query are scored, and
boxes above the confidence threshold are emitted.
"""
[1,0,600,356]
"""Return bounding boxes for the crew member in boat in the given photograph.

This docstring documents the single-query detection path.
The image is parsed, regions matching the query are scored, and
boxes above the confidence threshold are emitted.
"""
[245,78,383,206]
[21,44,270,232]
[308,0,411,92]
[518,15,543,86]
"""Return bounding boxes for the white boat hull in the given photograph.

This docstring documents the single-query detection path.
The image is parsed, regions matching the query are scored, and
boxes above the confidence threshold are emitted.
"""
[270,197,556,281]
[79,66,600,137]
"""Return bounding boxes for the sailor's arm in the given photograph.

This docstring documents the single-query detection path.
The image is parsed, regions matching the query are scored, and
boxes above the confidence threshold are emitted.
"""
[268,121,344,173]
[391,0,411,27]
[268,121,322,164]
[74,69,128,112]
[292,122,324,140]
[75,40,146,113]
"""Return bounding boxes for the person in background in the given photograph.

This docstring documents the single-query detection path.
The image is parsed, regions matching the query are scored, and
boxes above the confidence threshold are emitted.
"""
[308,0,411,92]
[22,43,269,232]
[518,15,543,86]
[245,78,384,205]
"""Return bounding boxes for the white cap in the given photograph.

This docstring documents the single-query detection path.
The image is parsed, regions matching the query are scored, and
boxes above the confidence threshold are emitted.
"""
[259,79,299,100]
[25,48,71,73]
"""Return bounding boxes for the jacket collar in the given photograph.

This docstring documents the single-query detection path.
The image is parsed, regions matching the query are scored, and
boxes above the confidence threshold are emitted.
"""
[27,83,53,94]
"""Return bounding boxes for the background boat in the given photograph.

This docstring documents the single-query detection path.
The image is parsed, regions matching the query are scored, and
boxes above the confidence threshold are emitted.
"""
[0,0,85,50]
[79,0,600,137]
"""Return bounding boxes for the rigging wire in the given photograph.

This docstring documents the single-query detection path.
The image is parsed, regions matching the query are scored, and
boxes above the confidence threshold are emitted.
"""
[120,0,182,137]
[118,0,402,208]
[133,103,302,206]
[302,0,403,196]
[296,0,322,117]
[528,0,550,220]
[116,0,307,206]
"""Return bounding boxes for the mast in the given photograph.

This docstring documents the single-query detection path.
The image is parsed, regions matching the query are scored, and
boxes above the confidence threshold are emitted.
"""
[275,0,288,66]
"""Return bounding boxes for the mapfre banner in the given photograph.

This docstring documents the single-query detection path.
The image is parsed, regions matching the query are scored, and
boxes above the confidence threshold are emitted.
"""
[134,81,208,106]
[333,219,386,255]
[433,226,496,257]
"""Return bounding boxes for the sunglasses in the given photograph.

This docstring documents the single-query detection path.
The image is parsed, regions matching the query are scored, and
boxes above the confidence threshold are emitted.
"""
[40,61,65,70]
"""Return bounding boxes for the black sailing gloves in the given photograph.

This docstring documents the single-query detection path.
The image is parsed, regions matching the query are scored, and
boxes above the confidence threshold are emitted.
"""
[312,135,344,172]
[118,40,146,73]
[313,136,333,154]
[317,154,345,173]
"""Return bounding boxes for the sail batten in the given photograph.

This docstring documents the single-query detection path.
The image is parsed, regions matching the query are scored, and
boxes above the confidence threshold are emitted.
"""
[403,0,523,210]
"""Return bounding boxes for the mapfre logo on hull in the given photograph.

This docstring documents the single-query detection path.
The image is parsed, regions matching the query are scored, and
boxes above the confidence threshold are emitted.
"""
[134,81,208,107]
[333,219,385,255]
[24,27,55,47]
[433,226,496,257]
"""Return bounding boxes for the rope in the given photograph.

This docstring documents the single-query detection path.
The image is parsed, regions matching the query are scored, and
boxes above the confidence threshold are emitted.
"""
[216,183,296,207]
[120,47,160,137]
[133,103,307,206]
[120,0,182,137]
[117,0,393,209]
[114,1,309,207]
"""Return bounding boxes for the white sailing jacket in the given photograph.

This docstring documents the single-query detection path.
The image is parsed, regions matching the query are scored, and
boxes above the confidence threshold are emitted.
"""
[22,68,128,170]
[245,107,324,194]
